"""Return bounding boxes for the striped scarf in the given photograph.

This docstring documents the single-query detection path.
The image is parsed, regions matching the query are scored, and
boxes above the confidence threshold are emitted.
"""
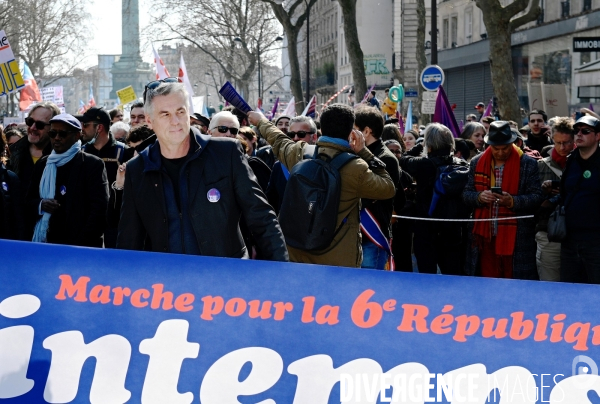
[473,145,522,256]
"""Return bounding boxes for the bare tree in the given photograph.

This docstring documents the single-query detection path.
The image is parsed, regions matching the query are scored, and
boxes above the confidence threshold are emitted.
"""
[7,0,89,84]
[151,0,280,101]
[338,0,367,102]
[262,0,317,115]
[476,0,540,122]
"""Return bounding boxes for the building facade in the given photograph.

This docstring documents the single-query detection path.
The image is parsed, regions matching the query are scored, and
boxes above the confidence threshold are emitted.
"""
[437,0,600,122]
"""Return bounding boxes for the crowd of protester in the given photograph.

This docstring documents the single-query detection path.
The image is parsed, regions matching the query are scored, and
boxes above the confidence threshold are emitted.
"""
[1,81,600,285]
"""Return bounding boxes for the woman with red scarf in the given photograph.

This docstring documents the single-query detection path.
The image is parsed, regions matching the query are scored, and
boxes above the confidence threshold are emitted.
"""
[535,117,575,281]
[463,121,544,279]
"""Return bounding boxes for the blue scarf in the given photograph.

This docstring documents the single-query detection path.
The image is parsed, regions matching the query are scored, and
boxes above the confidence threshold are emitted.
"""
[318,136,351,149]
[32,141,82,243]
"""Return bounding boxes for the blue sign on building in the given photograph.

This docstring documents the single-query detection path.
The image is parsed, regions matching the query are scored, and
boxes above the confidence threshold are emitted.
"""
[420,65,445,92]
[405,89,418,98]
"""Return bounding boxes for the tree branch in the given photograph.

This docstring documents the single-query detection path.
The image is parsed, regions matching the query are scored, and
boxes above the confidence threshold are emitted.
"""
[509,0,541,31]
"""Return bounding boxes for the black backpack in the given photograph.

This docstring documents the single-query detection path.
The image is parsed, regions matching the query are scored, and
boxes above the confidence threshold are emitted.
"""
[279,148,358,251]
[428,159,470,219]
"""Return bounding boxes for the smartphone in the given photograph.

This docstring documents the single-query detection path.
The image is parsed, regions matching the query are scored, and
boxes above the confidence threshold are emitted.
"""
[491,187,503,195]
[551,180,560,189]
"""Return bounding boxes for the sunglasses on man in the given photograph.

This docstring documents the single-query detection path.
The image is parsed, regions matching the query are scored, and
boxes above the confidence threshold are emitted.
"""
[25,117,51,130]
[48,129,79,139]
[215,126,239,135]
[288,131,313,139]
[143,77,182,101]
[576,128,597,135]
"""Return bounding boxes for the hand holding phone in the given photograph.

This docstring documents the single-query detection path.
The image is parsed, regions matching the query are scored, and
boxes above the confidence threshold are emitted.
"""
[491,187,502,195]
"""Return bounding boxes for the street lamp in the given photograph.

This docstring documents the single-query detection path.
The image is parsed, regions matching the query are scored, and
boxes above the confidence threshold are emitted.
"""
[205,72,210,109]
[257,36,284,101]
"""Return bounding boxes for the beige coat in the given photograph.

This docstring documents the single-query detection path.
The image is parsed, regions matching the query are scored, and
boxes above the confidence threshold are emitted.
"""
[257,119,396,267]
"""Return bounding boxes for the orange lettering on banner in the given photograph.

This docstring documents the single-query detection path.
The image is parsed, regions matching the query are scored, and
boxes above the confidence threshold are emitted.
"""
[111,287,132,305]
[55,275,90,302]
[150,284,174,310]
[201,296,224,320]
[248,300,273,319]
[397,304,429,333]
[131,289,150,308]
[89,285,111,304]
[174,293,195,312]
[273,302,293,321]
[351,290,383,328]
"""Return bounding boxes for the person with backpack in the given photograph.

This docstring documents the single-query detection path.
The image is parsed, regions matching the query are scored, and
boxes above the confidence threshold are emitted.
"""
[354,106,404,270]
[463,121,543,280]
[398,123,469,275]
[247,104,396,268]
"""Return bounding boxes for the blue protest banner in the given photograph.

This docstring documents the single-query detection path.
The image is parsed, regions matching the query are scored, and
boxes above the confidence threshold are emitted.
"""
[0,239,598,403]
[218,82,253,114]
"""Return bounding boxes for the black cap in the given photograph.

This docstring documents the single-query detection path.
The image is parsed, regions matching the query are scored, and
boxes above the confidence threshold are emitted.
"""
[484,121,517,145]
[475,102,485,109]
[191,113,210,127]
[574,115,600,132]
[75,107,110,129]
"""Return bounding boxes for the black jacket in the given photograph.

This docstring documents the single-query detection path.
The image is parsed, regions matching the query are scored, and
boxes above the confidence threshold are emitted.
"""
[26,151,109,247]
[362,139,404,239]
[117,128,288,261]
[0,164,24,240]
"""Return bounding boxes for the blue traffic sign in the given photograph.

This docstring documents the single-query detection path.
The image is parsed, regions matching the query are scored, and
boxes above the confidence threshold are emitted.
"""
[420,65,445,92]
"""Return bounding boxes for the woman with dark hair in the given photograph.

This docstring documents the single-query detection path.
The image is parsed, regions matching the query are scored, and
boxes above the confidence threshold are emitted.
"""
[398,123,468,275]
[403,129,419,151]
[381,124,402,144]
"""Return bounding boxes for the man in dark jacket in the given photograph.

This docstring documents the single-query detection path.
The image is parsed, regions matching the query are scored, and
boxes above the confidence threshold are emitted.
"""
[27,114,109,247]
[117,81,288,261]
[525,109,552,153]
[78,107,132,248]
[355,106,403,269]
[8,102,59,239]
[559,115,600,283]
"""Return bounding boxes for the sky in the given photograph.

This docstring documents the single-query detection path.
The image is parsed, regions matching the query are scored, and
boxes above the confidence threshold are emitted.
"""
[85,0,154,68]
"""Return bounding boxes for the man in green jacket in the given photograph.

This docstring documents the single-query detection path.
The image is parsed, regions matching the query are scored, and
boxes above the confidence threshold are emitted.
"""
[248,104,395,268]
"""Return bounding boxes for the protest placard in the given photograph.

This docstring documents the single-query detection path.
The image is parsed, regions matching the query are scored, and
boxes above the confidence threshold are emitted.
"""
[528,82,569,117]
[0,31,24,96]
[0,240,597,403]
[116,86,137,105]
[219,81,252,113]
[41,86,64,106]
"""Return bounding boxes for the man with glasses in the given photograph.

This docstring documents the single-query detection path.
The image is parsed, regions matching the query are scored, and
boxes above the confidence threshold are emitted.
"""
[535,117,575,281]
[26,114,108,247]
[117,80,288,261]
[266,115,318,214]
[8,102,59,239]
[558,115,600,283]
[77,107,131,248]
[208,111,240,138]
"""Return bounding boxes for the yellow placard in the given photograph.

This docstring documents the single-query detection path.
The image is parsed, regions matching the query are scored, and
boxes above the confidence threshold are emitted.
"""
[116,86,137,105]
[0,30,24,96]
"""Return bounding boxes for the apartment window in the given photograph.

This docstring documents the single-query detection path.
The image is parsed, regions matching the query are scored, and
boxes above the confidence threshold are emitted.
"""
[443,18,449,49]
[561,0,570,18]
[465,9,473,44]
[451,16,458,47]
[583,0,592,11]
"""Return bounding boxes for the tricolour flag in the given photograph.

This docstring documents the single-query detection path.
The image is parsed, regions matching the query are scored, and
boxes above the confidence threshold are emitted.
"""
[433,86,461,138]
[301,95,316,118]
[178,54,195,114]
[152,44,170,80]
[19,62,42,111]
[282,96,296,117]
[87,83,96,109]
[77,100,86,114]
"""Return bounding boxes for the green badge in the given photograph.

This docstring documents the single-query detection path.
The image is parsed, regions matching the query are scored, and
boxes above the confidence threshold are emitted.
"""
[584,170,592,179]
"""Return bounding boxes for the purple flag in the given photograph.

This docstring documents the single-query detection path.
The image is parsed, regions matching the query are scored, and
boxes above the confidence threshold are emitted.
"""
[433,86,461,138]
[459,119,464,133]
[590,103,595,112]
[397,111,405,135]
[361,84,376,103]
[268,97,279,120]
[480,98,493,122]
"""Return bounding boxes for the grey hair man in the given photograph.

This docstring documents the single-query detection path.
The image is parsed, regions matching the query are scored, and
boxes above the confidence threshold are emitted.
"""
[110,121,130,142]
[117,81,288,261]
[208,111,240,138]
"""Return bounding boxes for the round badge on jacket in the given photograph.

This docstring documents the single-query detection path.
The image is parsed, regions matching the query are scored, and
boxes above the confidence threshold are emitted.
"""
[207,188,221,203]
[584,170,591,179]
